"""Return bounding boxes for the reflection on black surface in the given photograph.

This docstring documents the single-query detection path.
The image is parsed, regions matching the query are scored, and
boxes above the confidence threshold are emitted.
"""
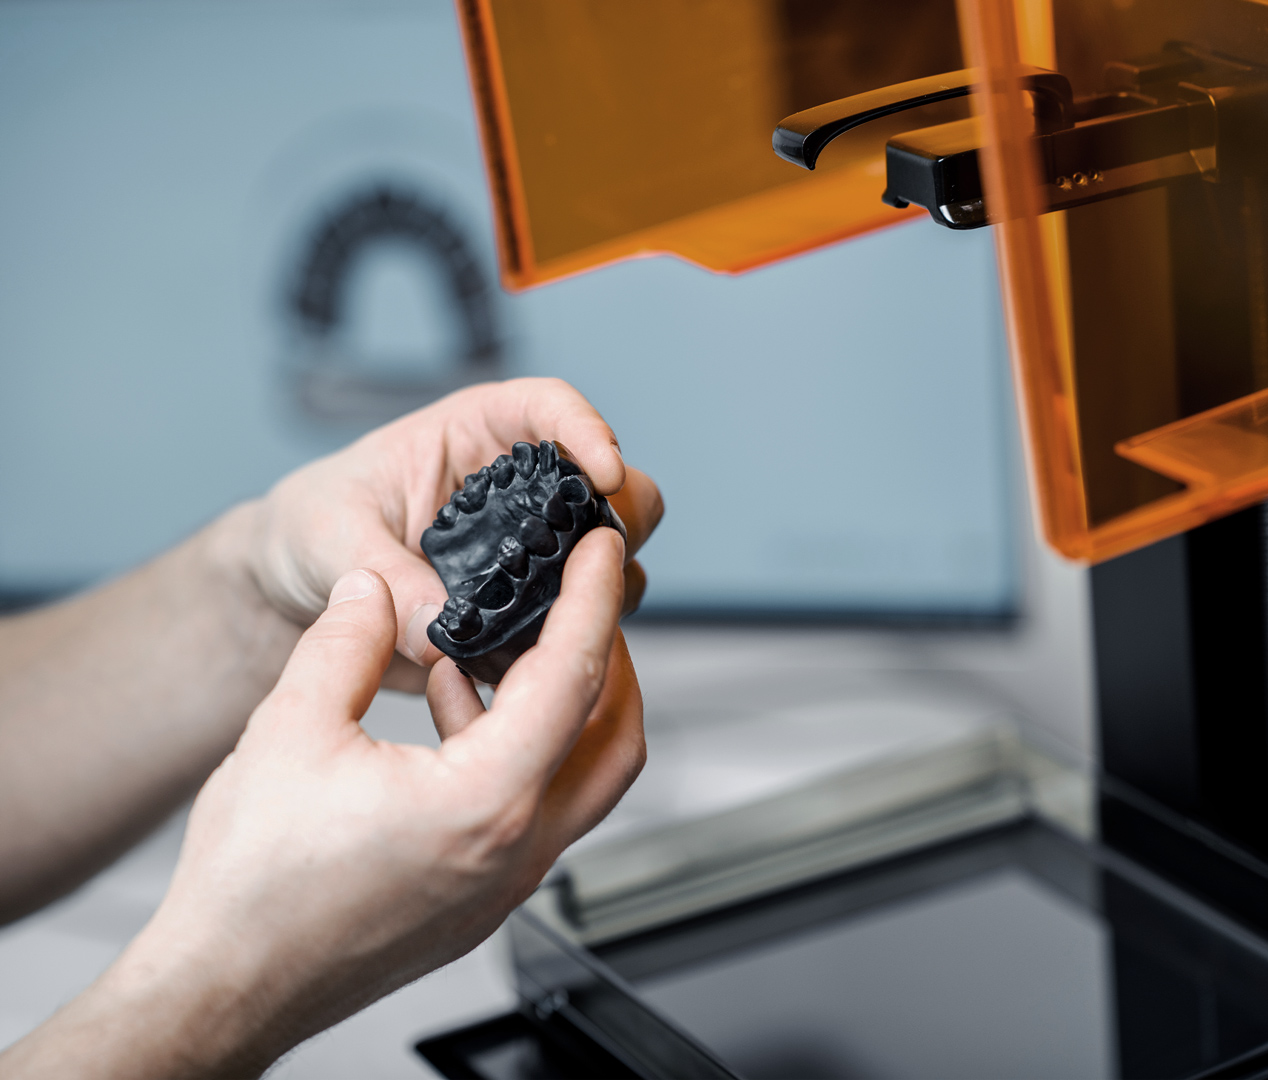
[629,870,1110,1079]
[468,1036,552,1080]
[584,823,1268,1080]
[734,1039,849,1080]
[416,1009,640,1080]
[1108,873,1268,1079]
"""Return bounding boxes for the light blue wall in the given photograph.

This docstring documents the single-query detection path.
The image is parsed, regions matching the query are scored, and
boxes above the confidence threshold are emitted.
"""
[0,0,1018,615]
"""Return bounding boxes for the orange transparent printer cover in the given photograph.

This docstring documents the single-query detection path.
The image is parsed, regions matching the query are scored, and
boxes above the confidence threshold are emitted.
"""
[954,0,1268,561]
[458,0,1268,563]
[454,0,965,288]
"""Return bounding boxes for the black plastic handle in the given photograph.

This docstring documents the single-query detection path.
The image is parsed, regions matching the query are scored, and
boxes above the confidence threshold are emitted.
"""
[773,67,1075,170]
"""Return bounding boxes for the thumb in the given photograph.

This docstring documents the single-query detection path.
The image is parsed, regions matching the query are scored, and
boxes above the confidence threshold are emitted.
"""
[265,568,398,729]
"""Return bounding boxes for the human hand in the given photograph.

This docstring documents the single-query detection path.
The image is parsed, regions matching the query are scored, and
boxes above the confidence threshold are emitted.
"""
[2,537,643,1079]
[245,378,663,691]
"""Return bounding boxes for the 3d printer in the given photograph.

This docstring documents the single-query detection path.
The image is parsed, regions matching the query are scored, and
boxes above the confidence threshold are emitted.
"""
[417,2,1268,1077]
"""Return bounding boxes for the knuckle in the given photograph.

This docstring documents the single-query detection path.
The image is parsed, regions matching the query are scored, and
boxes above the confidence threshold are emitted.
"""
[468,790,537,854]
[628,731,648,777]
[626,743,648,789]
[570,651,606,703]
[649,488,666,526]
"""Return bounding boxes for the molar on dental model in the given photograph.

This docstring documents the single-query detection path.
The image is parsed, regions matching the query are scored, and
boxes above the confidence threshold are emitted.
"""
[421,440,626,684]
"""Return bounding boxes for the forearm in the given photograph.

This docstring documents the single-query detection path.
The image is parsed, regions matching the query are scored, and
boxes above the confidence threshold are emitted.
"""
[0,502,300,923]
[0,917,279,1080]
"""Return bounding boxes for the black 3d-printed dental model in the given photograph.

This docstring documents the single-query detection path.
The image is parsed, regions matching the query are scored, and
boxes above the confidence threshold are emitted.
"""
[421,440,626,684]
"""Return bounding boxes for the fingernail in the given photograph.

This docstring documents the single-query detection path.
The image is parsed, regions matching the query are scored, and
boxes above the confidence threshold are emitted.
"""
[611,439,624,463]
[328,569,376,607]
[404,603,442,662]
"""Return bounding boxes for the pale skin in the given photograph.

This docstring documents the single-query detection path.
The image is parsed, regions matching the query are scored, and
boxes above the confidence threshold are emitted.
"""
[0,378,663,1079]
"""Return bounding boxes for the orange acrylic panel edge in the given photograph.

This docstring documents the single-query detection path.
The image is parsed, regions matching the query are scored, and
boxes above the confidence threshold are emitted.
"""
[957,0,1090,560]
[1080,389,1268,561]
[454,0,537,288]
[519,163,925,289]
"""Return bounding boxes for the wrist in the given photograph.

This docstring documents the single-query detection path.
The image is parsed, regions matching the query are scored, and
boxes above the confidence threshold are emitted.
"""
[198,501,302,669]
[0,914,281,1079]
[200,500,269,614]
[109,912,283,1077]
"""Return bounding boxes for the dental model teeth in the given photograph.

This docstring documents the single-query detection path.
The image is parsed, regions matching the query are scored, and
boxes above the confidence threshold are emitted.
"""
[421,440,625,683]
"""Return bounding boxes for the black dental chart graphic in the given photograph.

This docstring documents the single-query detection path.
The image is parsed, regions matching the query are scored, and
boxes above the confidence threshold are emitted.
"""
[286,184,503,426]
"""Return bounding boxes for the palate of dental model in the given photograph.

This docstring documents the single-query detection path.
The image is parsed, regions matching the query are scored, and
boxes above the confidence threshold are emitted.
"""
[420,440,626,684]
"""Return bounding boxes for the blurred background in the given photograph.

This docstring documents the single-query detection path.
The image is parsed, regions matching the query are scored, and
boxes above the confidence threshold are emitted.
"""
[0,1,1099,1076]
[0,0,1018,618]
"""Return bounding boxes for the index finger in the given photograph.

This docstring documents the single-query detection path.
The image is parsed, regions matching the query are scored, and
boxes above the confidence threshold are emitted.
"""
[446,526,626,789]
